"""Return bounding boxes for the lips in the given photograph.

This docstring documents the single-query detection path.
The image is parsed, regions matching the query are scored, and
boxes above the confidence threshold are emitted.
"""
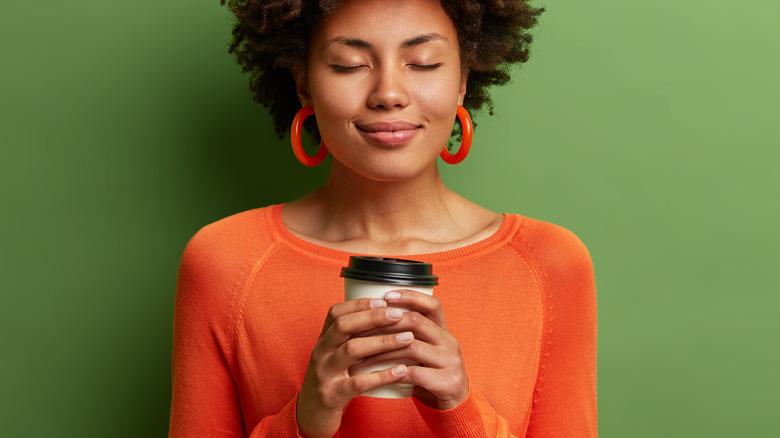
[357,121,421,146]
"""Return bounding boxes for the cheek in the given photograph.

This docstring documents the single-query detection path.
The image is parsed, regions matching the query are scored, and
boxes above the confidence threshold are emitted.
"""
[413,78,462,124]
[309,76,363,120]
[308,86,359,149]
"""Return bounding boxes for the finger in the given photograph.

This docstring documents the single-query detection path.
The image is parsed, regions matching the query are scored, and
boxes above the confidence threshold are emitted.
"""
[401,365,469,409]
[329,331,415,370]
[384,290,448,329]
[349,338,443,370]
[320,307,406,350]
[357,311,448,345]
[320,298,387,335]
[335,364,408,400]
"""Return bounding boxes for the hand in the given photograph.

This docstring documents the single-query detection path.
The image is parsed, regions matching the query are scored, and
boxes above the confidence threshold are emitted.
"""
[296,298,415,438]
[354,290,469,410]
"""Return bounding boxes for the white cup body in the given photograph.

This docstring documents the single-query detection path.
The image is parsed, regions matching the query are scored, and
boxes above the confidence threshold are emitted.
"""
[344,278,434,398]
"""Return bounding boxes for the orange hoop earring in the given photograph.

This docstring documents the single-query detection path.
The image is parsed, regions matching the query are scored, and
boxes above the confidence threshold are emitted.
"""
[291,106,329,167]
[440,105,473,165]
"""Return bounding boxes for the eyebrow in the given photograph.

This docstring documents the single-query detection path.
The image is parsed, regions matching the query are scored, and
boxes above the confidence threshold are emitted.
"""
[326,37,372,48]
[401,33,448,48]
[325,33,449,49]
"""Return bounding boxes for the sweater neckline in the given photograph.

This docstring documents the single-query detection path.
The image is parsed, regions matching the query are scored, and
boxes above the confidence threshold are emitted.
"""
[265,203,522,266]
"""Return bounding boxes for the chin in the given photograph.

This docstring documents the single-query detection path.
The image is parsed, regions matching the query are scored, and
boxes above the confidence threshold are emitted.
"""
[355,159,436,183]
[330,148,438,183]
[359,168,423,183]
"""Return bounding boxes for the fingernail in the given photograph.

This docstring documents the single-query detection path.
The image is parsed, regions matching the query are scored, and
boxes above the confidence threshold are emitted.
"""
[396,331,413,342]
[386,308,403,319]
[371,299,387,309]
[385,291,402,300]
[391,364,406,376]
[354,358,364,365]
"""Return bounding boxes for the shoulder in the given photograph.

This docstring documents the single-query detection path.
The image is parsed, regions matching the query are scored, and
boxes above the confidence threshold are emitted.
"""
[173,206,283,346]
[511,216,591,260]
[177,207,278,301]
[506,215,595,292]
[187,207,272,245]
[181,207,274,264]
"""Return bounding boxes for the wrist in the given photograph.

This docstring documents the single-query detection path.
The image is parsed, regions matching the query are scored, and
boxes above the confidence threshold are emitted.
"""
[296,394,340,438]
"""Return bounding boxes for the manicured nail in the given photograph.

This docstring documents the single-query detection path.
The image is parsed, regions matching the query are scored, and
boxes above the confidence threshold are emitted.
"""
[371,299,387,309]
[391,364,407,376]
[386,308,403,319]
[385,291,402,300]
[396,331,413,342]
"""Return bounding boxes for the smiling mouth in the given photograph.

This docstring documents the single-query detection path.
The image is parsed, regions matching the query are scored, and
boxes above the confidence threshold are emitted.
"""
[357,122,421,146]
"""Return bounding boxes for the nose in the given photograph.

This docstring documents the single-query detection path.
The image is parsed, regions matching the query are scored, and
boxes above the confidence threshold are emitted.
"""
[366,65,410,110]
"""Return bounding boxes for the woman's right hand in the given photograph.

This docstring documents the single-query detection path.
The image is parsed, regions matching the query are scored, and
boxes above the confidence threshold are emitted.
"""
[296,298,415,438]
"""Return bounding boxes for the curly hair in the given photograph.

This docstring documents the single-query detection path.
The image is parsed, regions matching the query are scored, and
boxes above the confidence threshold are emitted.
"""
[221,0,544,141]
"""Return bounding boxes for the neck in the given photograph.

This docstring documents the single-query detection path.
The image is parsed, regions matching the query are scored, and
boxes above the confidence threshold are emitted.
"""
[287,159,470,253]
[327,160,453,233]
[284,158,502,255]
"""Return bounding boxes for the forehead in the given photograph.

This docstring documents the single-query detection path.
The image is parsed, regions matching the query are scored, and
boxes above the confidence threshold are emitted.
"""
[313,0,457,48]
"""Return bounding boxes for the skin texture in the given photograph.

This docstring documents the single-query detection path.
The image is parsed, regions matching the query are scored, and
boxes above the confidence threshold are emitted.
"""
[298,0,466,183]
[289,1,503,437]
[221,0,545,140]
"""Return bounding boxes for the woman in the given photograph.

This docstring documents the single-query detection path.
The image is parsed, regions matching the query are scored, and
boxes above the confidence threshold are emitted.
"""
[169,0,597,437]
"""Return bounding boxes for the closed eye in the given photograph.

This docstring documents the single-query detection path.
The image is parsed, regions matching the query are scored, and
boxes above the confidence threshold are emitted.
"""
[410,63,442,71]
[331,65,365,72]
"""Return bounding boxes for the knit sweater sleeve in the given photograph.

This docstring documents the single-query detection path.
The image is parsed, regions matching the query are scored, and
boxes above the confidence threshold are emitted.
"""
[519,221,598,437]
[168,219,306,438]
[413,389,518,437]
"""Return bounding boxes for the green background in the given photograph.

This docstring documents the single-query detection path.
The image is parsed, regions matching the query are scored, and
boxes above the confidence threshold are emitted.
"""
[2,0,778,436]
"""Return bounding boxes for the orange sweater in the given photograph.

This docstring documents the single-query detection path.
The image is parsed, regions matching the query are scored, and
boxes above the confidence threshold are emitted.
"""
[169,204,597,437]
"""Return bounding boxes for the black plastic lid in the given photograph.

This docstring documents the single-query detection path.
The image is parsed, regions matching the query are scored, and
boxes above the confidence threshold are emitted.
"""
[340,256,438,286]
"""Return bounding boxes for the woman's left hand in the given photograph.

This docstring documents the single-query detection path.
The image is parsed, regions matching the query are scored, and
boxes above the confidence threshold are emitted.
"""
[353,289,469,410]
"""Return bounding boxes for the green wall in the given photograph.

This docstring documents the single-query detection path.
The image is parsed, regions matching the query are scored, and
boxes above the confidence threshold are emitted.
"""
[2,1,777,436]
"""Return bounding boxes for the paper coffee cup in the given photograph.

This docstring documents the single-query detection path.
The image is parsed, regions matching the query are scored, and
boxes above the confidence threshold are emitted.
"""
[341,256,438,398]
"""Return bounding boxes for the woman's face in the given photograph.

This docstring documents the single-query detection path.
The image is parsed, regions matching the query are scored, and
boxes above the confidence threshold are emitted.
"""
[298,0,466,182]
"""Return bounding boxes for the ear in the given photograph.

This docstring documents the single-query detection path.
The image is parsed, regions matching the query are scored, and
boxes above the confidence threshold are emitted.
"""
[457,72,468,106]
[294,67,313,107]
